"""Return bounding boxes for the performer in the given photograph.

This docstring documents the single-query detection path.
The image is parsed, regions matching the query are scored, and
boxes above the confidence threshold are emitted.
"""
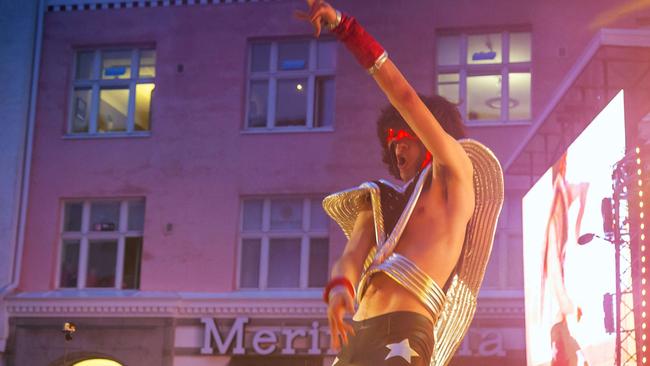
[296,2,475,365]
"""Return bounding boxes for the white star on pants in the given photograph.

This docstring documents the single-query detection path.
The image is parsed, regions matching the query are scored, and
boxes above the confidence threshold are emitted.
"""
[385,338,420,364]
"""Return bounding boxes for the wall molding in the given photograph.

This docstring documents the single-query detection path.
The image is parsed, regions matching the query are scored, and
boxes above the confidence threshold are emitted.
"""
[45,0,279,13]
[6,291,524,318]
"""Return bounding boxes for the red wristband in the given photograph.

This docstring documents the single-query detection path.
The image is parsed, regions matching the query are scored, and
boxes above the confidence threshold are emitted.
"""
[331,13,386,72]
[323,276,355,304]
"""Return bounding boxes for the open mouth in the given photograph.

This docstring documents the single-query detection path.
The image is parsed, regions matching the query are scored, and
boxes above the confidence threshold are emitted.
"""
[397,156,407,168]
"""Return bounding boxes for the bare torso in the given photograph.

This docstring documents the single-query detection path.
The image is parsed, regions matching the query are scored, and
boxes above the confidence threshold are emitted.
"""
[353,169,471,322]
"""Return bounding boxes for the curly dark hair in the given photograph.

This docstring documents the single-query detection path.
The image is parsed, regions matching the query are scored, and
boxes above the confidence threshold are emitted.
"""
[376,94,466,180]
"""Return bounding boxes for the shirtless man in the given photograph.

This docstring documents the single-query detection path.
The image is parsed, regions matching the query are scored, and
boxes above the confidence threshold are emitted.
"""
[297,1,475,365]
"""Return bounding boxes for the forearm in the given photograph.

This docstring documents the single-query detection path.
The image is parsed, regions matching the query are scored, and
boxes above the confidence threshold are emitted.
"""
[331,253,364,288]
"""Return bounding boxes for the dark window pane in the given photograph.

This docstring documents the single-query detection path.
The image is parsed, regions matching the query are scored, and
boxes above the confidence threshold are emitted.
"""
[270,198,302,230]
[268,238,301,288]
[135,83,154,131]
[278,41,309,71]
[139,49,156,78]
[122,237,143,289]
[72,88,92,133]
[98,88,129,133]
[310,199,328,231]
[308,238,329,287]
[482,238,500,289]
[436,35,460,66]
[240,239,261,288]
[127,200,145,231]
[506,234,524,289]
[102,50,132,79]
[60,240,80,288]
[86,240,117,288]
[248,80,268,128]
[317,41,336,69]
[90,202,120,232]
[275,78,307,127]
[251,43,271,72]
[64,203,83,232]
[314,77,334,128]
[75,51,95,80]
[242,200,263,231]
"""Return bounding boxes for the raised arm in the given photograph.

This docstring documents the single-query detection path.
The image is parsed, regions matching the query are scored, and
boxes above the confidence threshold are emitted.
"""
[297,1,473,183]
[372,61,473,182]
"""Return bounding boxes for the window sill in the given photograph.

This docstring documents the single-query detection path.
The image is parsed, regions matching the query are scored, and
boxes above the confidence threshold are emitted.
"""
[241,127,334,135]
[63,132,152,140]
[478,289,524,298]
[464,120,532,128]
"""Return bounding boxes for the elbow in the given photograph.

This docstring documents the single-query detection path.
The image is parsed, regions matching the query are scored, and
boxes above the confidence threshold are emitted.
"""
[392,85,419,111]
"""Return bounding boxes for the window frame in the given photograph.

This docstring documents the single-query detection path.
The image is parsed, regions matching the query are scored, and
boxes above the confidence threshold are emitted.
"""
[237,196,330,290]
[436,29,532,127]
[56,198,145,290]
[243,38,337,133]
[66,48,156,137]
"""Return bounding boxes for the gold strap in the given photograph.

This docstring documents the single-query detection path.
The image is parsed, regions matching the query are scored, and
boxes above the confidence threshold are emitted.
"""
[357,253,446,321]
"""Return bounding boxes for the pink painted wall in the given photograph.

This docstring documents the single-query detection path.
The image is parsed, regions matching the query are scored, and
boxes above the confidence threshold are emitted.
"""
[20,0,650,292]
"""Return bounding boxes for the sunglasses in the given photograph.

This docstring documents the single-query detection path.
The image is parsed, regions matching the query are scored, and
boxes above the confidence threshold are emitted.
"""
[385,128,418,146]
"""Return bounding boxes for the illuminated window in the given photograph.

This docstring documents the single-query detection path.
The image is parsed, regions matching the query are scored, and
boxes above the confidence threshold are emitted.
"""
[59,199,144,289]
[436,31,531,125]
[238,197,329,289]
[245,39,336,130]
[73,359,123,366]
[69,48,155,135]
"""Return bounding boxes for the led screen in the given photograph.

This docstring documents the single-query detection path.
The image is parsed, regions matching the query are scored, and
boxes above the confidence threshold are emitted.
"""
[523,90,626,366]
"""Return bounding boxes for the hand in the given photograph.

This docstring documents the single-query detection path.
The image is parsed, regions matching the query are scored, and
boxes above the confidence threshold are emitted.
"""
[326,286,356,351]
[294,0,337,37]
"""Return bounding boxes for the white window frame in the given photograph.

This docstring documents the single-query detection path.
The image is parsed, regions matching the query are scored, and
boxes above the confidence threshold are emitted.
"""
[67,48,155,137]
[237,196,329,290]
[244,38,336,132]
[436,30,532,127]
[57,198,144,290]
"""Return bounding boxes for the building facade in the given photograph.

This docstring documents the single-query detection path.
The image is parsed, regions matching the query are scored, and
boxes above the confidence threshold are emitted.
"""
[2,0,650,365]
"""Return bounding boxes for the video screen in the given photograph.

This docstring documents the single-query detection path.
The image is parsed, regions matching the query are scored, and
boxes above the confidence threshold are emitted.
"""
[523,91,626,366]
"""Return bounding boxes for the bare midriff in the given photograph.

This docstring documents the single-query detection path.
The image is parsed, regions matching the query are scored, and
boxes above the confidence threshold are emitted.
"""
[352,173,469,323]
[353,272,435,322]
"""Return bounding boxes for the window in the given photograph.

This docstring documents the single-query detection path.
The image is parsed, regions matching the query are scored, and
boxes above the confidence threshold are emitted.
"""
[482,191,524,291]
[436,31,531,125]
[59,199,145,289]
[238,197,330,289]
[69,48,156,135]
[245,39,336,131]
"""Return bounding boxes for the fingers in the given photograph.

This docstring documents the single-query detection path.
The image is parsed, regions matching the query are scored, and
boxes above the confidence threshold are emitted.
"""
[327,297,356,351]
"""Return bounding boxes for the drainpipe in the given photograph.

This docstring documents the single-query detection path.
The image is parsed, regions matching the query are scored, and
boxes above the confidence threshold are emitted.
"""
[0,0,45,354]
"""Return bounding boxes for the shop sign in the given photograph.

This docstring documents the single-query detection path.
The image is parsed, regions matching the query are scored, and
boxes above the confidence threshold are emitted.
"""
[200,317,506,357]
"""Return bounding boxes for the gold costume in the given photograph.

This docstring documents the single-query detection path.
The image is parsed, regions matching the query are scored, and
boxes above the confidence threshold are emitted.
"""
[322,139,504,366]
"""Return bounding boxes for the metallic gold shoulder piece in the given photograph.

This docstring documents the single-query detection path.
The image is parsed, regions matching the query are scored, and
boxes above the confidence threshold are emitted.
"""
[323,182,384,276]
[322,184,373,240]
[432,139,504,366]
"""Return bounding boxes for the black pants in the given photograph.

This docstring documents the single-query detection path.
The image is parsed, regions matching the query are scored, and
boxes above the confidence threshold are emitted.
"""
[333,311,434,366]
